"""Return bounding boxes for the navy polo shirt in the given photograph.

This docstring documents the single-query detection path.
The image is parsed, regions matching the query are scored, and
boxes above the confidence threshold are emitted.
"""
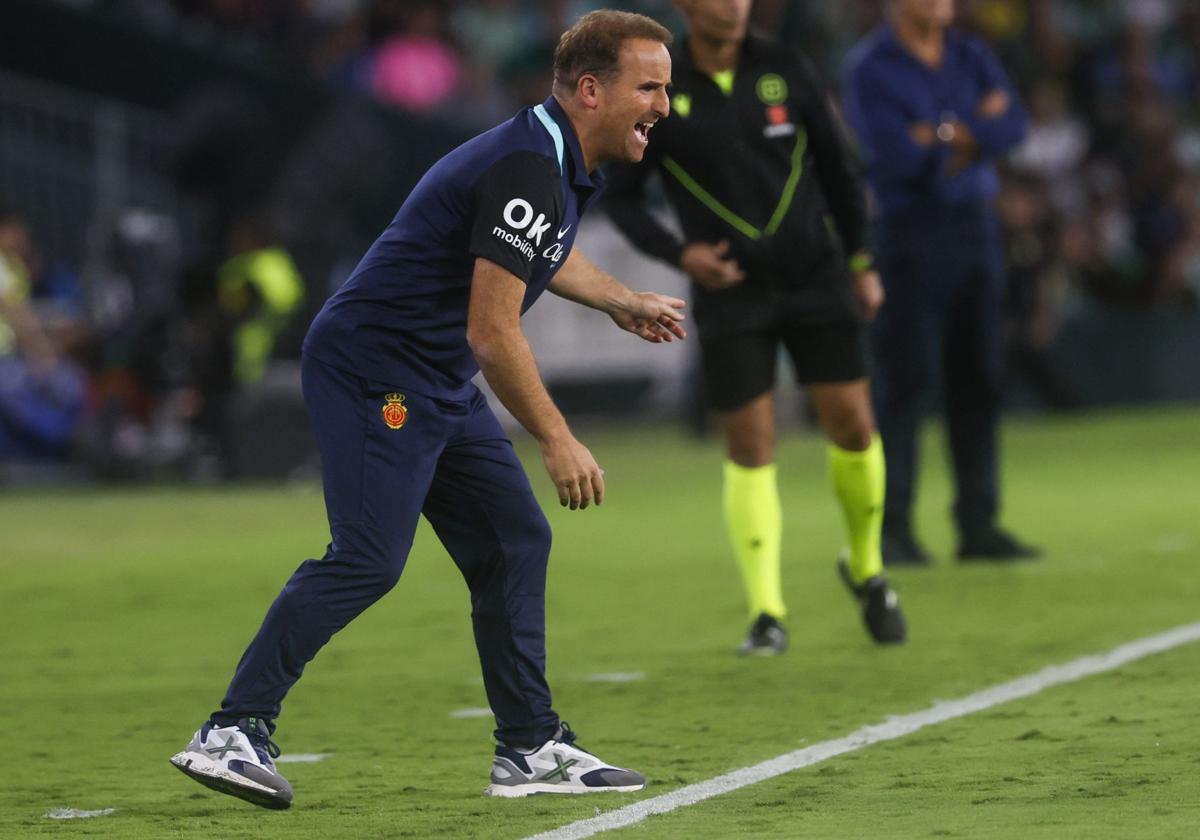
[843,24,1027,219]
[304,96,604,399]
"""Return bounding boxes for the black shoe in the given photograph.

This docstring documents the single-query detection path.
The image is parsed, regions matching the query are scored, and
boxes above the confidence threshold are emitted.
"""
[837,557,907,644]
[958,527,1041,562]
[882,531,932,567]
[737,613,788,656]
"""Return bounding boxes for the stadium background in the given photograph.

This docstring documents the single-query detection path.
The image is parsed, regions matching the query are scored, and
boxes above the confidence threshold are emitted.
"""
[2,2,1199,838]
[2,0,1200,479]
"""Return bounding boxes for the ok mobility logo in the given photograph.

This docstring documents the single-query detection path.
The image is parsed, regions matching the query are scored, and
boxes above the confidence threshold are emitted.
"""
[493,198,570,264]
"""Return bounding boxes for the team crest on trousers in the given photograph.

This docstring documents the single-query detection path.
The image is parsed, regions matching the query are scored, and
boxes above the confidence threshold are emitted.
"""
[381,393,408,429]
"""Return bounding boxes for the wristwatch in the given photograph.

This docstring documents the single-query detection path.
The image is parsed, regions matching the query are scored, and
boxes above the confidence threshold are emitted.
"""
[936,111,958,143]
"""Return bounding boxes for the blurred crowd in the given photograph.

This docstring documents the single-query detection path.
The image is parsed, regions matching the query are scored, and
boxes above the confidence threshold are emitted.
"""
[72,0,680,125]
[4,0,1200,475]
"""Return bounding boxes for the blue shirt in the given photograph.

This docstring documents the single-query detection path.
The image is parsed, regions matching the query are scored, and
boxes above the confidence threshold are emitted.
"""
[843,24,1027,219]
[304,96,604,399]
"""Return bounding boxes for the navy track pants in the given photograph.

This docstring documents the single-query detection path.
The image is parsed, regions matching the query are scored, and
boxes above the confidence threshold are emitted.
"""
[871,208,1006,538]
[215,354,559,746]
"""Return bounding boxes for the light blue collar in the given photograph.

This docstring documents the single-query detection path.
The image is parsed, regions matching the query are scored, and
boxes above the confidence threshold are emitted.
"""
[533,103,566,176]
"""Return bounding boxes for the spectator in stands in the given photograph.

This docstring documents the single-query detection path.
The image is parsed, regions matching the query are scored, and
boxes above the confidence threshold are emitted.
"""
[216,215,305,386]
[0,210,87,460]
[369,1,464,113]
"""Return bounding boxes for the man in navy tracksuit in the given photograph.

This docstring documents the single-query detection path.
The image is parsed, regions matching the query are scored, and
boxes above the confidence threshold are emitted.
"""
[844,0,1039,565]
[171,10,684,807]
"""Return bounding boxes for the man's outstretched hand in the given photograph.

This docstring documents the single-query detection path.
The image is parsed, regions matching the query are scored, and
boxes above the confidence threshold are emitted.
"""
[608,291,687,343]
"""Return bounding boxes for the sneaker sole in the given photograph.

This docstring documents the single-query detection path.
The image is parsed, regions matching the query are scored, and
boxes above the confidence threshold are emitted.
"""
[483,782,645,798]
[170,751,292,810]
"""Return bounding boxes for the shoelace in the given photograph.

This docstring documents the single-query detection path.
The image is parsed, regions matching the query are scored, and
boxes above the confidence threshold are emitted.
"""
[558,721,592,755]
[243,721,282,763]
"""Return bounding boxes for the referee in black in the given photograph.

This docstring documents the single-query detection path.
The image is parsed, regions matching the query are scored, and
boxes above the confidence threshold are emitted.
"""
[605,0,905,654]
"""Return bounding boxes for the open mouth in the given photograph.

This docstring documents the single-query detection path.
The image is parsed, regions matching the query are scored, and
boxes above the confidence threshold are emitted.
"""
[634,120,654,143]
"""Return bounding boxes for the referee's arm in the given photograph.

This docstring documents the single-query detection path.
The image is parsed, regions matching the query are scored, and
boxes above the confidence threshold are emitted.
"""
[793,55,869,260]
[603,161,687,269]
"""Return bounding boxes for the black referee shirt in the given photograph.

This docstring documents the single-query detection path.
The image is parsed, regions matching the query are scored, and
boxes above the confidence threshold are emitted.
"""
[605,35,868,327]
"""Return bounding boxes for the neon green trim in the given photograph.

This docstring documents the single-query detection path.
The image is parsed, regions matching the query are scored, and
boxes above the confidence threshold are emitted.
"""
[711,69,735,96]
[848,251,873,273]
[662,157,761,240]
[764,130,807,236]
[662,129,808,241]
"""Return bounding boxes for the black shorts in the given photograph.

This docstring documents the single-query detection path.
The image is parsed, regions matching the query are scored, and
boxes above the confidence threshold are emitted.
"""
[699,320,867,412]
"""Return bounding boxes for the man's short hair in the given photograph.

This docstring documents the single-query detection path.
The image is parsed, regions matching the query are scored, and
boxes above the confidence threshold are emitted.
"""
[553,10,673,94]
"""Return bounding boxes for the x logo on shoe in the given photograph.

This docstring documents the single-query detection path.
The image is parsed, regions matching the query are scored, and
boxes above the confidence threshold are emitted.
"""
[538,753,580,782]
[205,735,246,760]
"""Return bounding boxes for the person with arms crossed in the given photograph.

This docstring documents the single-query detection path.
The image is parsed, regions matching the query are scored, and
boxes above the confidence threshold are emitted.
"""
[605,0,906,656]
[844,0,1039,566]
[170,10,683,807]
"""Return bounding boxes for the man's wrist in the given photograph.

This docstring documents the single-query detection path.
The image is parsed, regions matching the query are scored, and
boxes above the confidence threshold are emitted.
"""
[602,285,636,316]
[537,425,574,449]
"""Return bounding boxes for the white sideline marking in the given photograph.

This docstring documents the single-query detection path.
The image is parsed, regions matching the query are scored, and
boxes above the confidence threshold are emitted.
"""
[450,707,493,719]
[1150,535,1190,554]
[45,808,116,820]
[275,753,329,763]
[526,620,1200,840]
[585,672,644,683]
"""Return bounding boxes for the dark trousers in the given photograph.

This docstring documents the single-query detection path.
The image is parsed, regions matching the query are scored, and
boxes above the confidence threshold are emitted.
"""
[215,354,559,746]
[870,208,1006,538]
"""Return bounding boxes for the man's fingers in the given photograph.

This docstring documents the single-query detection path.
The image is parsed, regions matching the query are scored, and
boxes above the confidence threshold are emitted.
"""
[557,479,571,507]
[659,315,687,339]
[644,324,666,342]
[644,322,669,342]
[577,476,592,510]
[640,298,685,322]
[979,89,1009,118]
[714,239,730,256]
[909,122,936,145]
[701,267,736,288]
[591,469,605,506]
[656,302,686,322]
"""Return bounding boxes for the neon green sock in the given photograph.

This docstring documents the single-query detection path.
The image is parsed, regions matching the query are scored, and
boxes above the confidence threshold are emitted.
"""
[723,461,786,619]
[828,435,885,585]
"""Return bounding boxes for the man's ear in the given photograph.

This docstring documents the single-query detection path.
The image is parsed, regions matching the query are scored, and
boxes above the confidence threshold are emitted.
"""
[577,73,601,109]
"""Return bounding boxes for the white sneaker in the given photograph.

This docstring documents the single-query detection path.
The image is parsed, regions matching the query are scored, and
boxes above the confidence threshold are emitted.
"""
[169,717,293,809]
[483,723,645,797]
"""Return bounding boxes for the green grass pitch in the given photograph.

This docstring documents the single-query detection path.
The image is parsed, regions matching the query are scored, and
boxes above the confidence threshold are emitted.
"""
[2,407,1198,838]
